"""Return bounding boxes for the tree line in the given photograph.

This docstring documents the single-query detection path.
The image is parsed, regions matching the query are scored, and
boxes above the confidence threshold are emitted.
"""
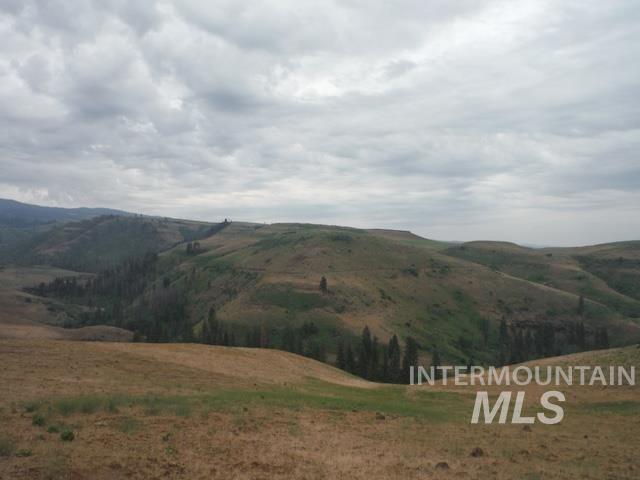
[497,317,609,365]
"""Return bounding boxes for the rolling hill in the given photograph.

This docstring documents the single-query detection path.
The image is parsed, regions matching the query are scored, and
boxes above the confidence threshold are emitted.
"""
[0,198,130,228]
[0,338,637,479]
[2,212,638,367]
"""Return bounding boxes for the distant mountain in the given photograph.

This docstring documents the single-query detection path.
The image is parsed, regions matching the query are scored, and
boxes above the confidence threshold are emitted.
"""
[0,198,131,227]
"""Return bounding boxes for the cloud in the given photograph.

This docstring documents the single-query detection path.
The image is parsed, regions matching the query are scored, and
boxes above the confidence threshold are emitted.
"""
[0,0,638,245]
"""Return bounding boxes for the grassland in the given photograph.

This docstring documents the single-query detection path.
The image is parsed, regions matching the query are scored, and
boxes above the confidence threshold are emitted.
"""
[0,339,638,479]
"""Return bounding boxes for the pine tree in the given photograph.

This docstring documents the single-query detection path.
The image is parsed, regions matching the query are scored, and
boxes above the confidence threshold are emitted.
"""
[359,326,373,378]
[371,335,380,380]
[402,336,419,384]
[319,276,328,293]
[345,343,356,373]
[431,348,441,379]
[388,334,401,383]
[381,346,390,382]
[336,342,346,370]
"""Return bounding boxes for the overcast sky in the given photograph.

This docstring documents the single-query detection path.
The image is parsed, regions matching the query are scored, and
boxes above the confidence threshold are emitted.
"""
[1,1,639,246]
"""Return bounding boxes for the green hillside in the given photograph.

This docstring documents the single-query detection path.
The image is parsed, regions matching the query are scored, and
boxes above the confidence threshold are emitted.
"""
[4,217,640,374]
[4,215,224,272]
[444,241,640,318]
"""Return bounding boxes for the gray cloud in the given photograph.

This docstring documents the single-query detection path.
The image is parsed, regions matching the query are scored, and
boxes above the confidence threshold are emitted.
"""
[0,0,639,246]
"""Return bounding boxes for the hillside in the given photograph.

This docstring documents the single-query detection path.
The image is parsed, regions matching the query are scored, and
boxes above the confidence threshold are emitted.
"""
[0,339,637,479]
[444,240,640,317]
[0,198,130,228]
[2,215,227,272]
[1,211,639,370]
[5,218,637,367]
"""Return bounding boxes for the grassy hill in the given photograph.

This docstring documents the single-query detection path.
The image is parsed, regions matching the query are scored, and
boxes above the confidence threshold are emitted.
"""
[444,240,640,318]
[0,198,130,228]
[0,338,637,479]
[3,215,225,272]
[1,215,639,368]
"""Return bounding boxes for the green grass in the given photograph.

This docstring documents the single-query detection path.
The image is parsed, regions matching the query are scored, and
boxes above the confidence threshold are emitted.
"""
[28,381,472,423]
[578,400,640,416]
[253,285,328,312]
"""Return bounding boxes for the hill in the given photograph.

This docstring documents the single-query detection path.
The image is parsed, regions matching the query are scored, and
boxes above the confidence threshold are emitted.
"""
[0,339,637,479]
[4,217,637,370]
[444,240,640,317]
[0,203,639,370]
[0,198,130,228]
[2,215,227,272]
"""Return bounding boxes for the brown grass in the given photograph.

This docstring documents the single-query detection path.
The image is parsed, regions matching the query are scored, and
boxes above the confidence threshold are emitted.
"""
[0,339,638,479]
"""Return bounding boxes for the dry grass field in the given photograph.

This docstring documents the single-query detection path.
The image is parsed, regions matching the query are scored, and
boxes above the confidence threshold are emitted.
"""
[1,336,638,480]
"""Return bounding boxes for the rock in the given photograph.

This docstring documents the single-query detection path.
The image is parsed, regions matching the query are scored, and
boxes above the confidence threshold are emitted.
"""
[375,412,386,420]
[522,425,532,432]
[470,447,484,457]
[435,462,449,470]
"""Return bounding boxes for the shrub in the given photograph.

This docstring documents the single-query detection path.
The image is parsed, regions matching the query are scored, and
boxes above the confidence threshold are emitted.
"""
[60,430,75,442]
[32,414,46,426]
[0,436,15,457]
[47,425,60,434]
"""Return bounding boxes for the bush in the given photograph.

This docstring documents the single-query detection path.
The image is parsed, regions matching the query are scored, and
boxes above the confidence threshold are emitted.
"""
[32,414,46,426]
[0,436,15,457]
[47,425,60,434]
[60,429,75,442]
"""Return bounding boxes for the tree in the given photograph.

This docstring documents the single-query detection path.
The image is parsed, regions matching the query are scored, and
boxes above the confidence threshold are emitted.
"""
[381,346,390,382]
[201,307,218,345]
[336,342,346,370]
[319,276,328,293]
[479,317,490,346]
[388,334,401,383]
[359,326,373,378]
[345,343,356,374]
[576,322,586,350]
[596,327,609,349]
[498,317,510,366]
[577,295,585,316]
[431,348,441,379]
[371,335,380,380]
[402,336,419,383]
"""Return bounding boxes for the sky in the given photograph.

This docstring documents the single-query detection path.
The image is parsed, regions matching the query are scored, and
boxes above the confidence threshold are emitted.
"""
[0,0,639,246]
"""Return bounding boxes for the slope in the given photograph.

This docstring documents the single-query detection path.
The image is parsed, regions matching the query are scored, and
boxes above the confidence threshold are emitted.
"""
[0,339,637,479]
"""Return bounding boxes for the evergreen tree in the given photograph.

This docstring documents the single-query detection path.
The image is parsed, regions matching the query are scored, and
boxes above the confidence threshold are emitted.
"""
[576,322,586,350]
[371,335,380,380]
[402,336,419,383]
[431,348,441,379]
[345,343,356,374]
[336,342,346,370]
[388,334,401,383]
[359,326,373,378]
[319,276,328,293]
[381,345,390,382]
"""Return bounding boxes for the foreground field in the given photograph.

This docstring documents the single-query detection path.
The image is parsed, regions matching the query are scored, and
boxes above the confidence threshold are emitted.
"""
[1,340,638,479]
